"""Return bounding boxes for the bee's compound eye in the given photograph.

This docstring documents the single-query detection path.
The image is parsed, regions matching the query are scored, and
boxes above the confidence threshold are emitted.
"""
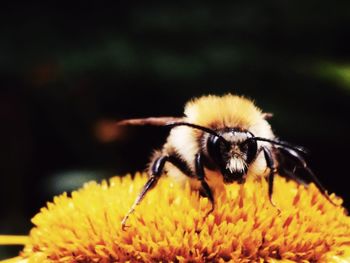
[244,139,258,164]
[207,135,225,165]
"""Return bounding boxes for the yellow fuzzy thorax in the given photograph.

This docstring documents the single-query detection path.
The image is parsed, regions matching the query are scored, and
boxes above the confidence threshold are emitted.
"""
[184,94,263,129]
[4,174,349,263]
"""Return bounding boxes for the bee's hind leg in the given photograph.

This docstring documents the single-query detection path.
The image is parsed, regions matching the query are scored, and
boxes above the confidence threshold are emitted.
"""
[121,155,169,230]
[278,147,337,206]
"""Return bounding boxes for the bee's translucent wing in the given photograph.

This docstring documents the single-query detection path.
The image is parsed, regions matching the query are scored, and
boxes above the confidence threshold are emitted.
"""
[262,112,273,119]
[116,117,184,126]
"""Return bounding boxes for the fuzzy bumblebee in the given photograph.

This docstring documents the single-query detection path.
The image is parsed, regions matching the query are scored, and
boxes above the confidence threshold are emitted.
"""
[118,94,335,228]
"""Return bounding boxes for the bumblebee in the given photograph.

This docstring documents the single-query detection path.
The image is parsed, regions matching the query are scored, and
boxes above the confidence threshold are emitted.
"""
[118,94,334,228]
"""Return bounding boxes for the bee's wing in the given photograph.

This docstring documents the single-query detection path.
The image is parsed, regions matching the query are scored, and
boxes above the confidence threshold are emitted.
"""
[116,117,184,126]
[262,112,273,120]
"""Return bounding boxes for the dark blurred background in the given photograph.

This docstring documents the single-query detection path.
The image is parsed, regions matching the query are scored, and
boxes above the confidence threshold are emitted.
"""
[1,1,350,259]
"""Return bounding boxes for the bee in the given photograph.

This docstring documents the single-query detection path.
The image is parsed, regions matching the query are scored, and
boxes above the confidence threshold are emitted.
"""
[118,94,335,229]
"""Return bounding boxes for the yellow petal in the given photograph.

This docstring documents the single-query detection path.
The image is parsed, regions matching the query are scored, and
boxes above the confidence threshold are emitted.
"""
[3,173,350,262]
[0,236,29,246]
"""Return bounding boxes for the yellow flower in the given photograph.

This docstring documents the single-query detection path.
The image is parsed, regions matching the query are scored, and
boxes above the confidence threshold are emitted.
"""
[1,173,350,262]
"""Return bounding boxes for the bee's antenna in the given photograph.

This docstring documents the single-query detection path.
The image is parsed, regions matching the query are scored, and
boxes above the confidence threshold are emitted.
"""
[166,122,230,147]
[243,137,308,154]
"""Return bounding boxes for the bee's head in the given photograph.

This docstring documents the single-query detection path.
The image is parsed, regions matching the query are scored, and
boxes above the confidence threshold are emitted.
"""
[166,121,305,184]
[206,128,257,184]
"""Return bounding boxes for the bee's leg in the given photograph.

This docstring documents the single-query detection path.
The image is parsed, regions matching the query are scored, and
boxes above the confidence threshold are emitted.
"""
[278,147,337,206]
[262,146,278,208]
[121,155,169,230]
[195,153,215,216]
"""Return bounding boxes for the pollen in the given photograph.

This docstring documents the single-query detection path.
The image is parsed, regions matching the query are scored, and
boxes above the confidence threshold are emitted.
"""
[3,174,350,262]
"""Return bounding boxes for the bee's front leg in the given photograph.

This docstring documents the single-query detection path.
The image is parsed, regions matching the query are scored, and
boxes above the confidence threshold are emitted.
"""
[195,153,215,216]
[121,155,169,230]
[262,146,278,207]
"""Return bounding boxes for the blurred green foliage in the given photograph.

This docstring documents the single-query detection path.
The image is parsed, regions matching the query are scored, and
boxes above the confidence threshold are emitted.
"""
[316,63,350,91]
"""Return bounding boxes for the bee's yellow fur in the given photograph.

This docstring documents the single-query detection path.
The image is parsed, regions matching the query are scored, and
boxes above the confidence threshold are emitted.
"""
[185,94,263,129]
